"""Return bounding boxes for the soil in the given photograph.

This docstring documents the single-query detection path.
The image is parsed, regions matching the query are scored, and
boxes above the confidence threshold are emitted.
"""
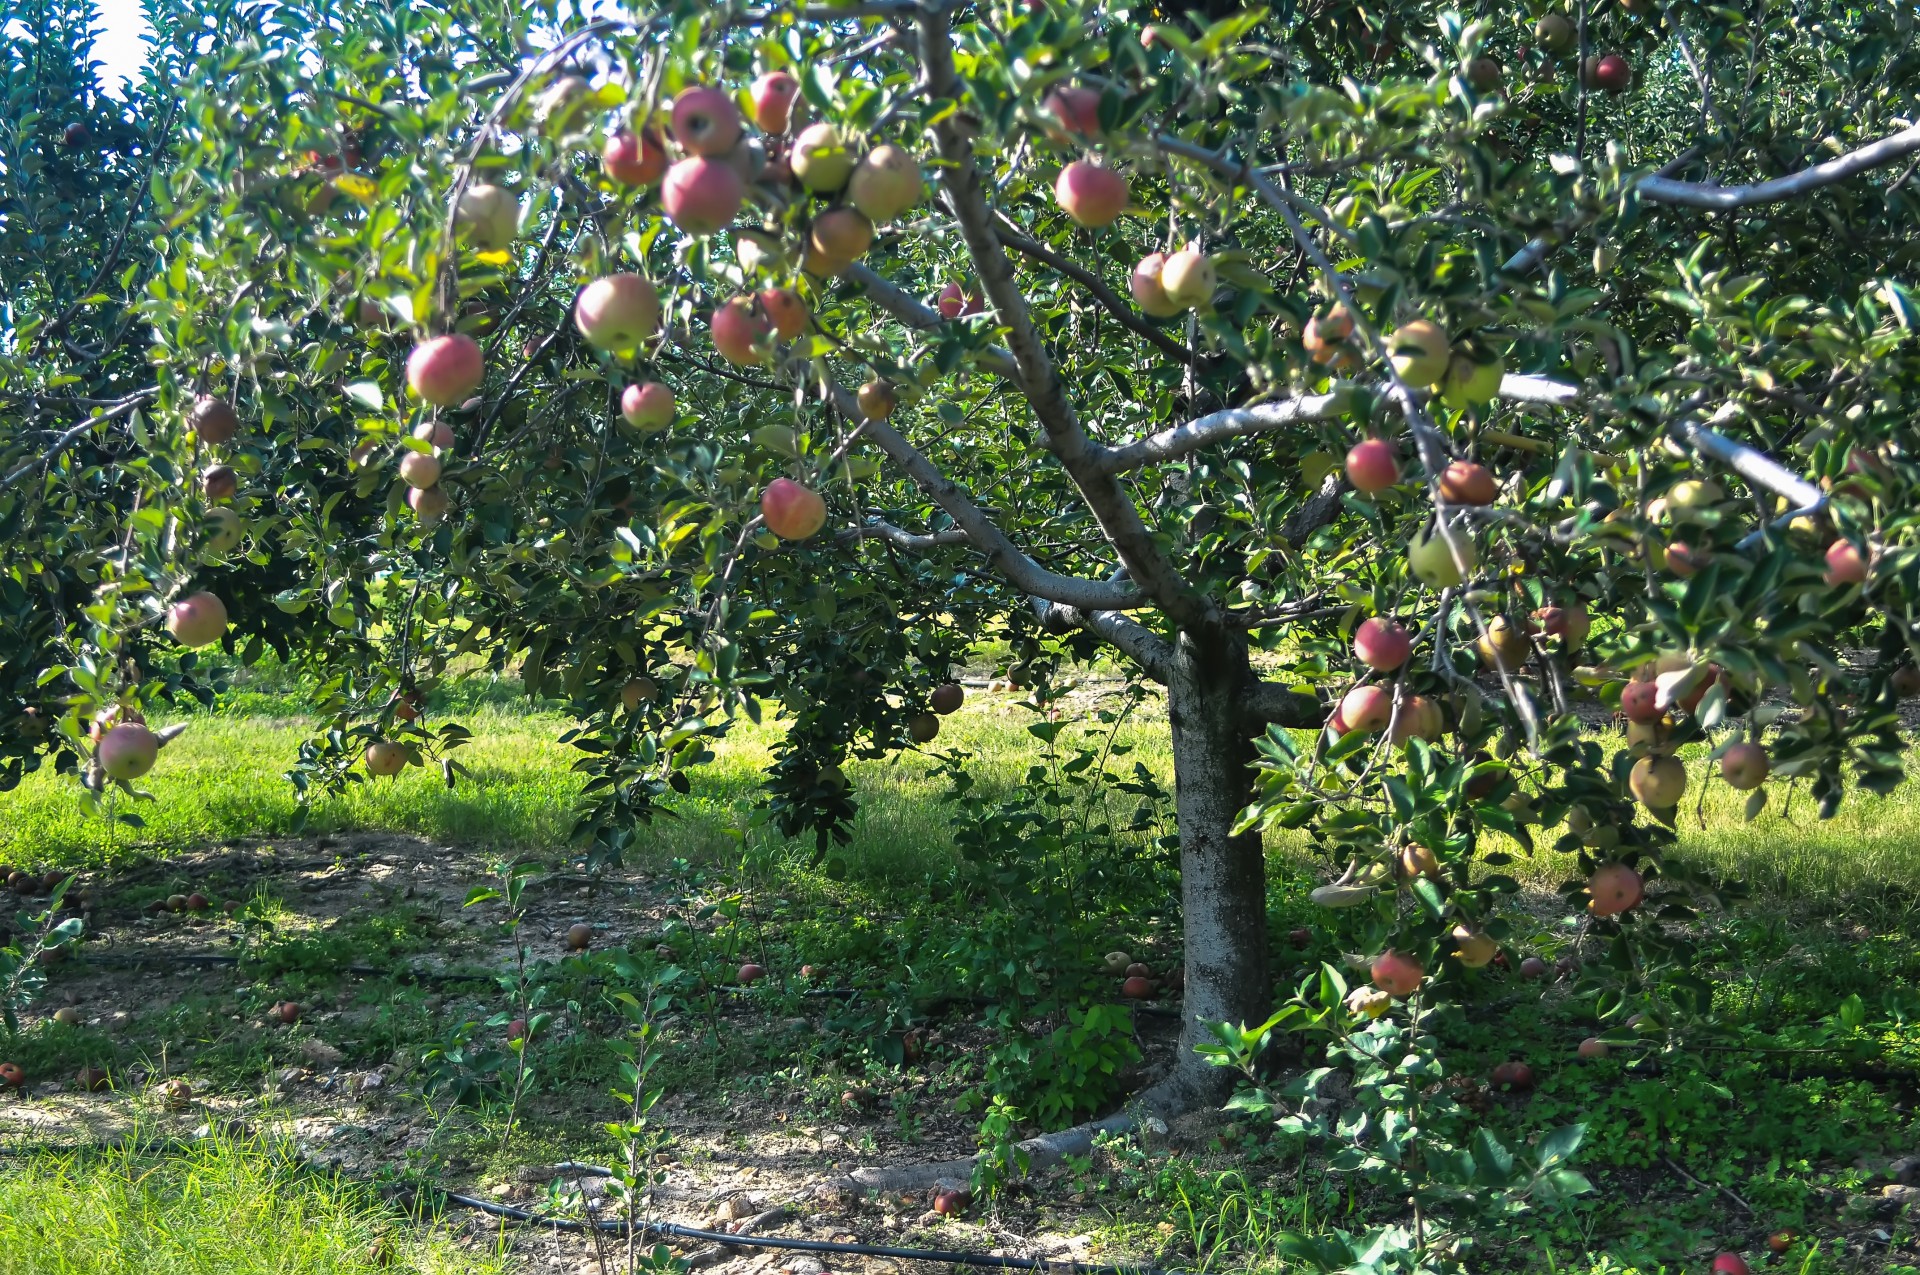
[0,831,1195,1274]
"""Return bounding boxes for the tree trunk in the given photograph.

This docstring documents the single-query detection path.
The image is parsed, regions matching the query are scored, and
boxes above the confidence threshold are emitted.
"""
[1164,627,1270,1103]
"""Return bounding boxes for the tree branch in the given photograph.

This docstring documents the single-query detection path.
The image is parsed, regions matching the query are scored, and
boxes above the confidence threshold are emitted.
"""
[2,392,155,487]
[1241,679,1323,728]
[841,263,1020,381]
[824,381,1142,612]
[1102,393,1344,474]
[835,520,970,551]
[917,7,1217,630]
[1030,597,1174,683]
[1638,124,1920,208]
[992,218,1196,364]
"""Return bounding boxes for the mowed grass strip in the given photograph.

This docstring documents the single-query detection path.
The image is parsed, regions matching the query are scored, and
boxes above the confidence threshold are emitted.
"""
[0,1131,504,1275]
[0,690,1912,902]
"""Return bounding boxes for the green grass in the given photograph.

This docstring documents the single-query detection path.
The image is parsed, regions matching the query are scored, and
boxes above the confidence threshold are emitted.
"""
[5,685,1920,902]
[0,1129,505,1275]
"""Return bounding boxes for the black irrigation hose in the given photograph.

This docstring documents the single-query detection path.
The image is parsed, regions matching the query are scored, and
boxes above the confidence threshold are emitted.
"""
[0,1137,1176,1275]
[406,1184,1180,1275]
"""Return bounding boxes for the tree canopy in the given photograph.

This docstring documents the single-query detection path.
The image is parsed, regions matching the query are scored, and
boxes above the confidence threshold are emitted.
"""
[7,0,1920,1192]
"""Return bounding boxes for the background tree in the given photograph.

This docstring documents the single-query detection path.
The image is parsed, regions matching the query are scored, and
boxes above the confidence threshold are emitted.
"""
[13,0,1920,1171]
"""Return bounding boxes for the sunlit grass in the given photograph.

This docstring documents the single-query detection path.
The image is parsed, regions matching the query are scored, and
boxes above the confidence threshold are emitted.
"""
[2,680,1914,905]
[0,1128,505,1275]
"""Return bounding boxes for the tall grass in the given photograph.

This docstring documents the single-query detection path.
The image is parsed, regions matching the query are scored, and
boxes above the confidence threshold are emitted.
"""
[0,1130,505,1275]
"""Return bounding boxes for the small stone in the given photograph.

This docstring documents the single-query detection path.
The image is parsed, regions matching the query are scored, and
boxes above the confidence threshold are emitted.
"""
[299,1038,344,1067]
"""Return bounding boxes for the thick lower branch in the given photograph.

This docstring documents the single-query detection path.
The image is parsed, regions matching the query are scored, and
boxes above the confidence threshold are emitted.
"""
[836,520,970,551]
[1639,124,1920,208]
[841,263,1021,382]
[917,9,1217,631]
[827,381,1142,612]
[1029,597,1173,682]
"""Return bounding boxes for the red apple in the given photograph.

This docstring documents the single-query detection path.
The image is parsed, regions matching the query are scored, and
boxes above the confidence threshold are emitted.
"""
[506,1018,528,1043]
[758,287,808,341]
[1389,694,1444,745]
[1518,955,1549,979]
[661,157,746,236]
[406,334,484,407]
[97,723,160,782]
[167,591,228,647]
[1590,53,1630,92]
[567,922,592,950]
[1338,684,1393,734]
[1577,1037,1609,1060]
[1587,862,1644,917]
[1345,438,1400,492]
[1438,460,1497,505]
[930,683,964,714]
[621,382,675,431]
[750,71,800,134]
[936,281,981,319]
[712,297,774,366]
[1662,540,1705,577]
[1718,741,1769,791]
[1053,160,1128,227]
[761,478,826,540]
[1490,1060,1534,1090]
[1121,975,1152,998]
[1466,56,1501,90]
[1043,86,1102,139]
[188,396,239,445]
[1710,1256,1750,1275]
[1371,950,1423,997]
[574,274,661,351]
[670,86,742,157]
[603,128,667,187]
[413,420,454,450]
[909,713,939,743]
[1529,603,1590,652]
[1288,928,1312,948]
[202,463,238,501]
[1620,681,1662,723]
[737,962,766,984]
[1354,617,1412,671]
[932,1187,969,1214]
[0,1062,23,1087]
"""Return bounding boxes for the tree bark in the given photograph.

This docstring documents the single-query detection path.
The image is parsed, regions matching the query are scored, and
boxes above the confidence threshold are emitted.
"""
[1164,627,1271,1103]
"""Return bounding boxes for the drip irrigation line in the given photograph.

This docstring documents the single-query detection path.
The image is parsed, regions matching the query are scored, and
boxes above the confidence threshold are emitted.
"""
[406,1183,1179,1275]
[0,1134,1177,1275]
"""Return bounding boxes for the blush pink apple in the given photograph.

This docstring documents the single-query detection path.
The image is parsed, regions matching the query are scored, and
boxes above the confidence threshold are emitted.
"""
[1054,160,1128,227]
[166,591,228,647]
[1825,538,1867,585]
[621,382,675,431]
[712,297,773,365]
[670,85,742,157]
[406,334,484,407]
[1587,863,1643,917]
[603,128,667,186]
[409,484,449,526]
[1043,86,1102,139]
[1130,253,1181,318]
[1345,438,1400,492]
[761,478,827,540]
[573,274,661,351]
[1371,950,1423,997]
[751,71,800,134]
[758,287,808,341]
[662,157,746,236]
[1353,617,1412,671]
[1338,684,1393,734]
[97,723,160,782]
[398,450,441,489]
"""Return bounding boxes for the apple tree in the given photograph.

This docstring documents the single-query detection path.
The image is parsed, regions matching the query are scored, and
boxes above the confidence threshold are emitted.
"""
[17,0,1920,1152]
